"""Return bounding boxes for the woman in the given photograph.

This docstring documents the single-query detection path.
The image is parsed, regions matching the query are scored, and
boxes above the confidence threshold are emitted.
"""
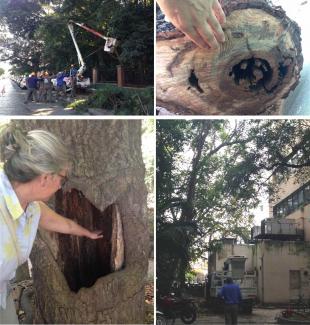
[0,124,103,324]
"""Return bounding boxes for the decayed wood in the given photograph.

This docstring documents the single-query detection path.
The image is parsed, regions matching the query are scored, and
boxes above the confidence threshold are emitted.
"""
[111,205,125,272]
[156,0,303,115]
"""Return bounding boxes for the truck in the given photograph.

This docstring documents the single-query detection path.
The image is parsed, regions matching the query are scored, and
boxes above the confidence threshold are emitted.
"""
[206,256,257,314]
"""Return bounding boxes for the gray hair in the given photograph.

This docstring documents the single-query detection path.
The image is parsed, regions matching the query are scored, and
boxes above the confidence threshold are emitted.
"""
[0,124,71,183]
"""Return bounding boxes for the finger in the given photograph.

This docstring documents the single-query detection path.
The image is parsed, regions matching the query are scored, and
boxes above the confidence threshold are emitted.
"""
[213,0,226,25]
[196,23,219,49]
[207,14,226,43]
[181,26,211,48]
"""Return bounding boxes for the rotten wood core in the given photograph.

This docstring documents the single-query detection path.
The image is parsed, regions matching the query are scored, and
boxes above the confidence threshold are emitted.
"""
[156,0,303,115]
[55,189,124,293]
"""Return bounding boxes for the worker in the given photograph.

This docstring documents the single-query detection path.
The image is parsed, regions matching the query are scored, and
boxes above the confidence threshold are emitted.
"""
[24,72,38,104]
[69,64,78,98]
[156,0,226,49]
[42,71,54,103]
[218,277,242,325]
[37,71,45,102]
[0,123,103,323]
[56,71,67,101]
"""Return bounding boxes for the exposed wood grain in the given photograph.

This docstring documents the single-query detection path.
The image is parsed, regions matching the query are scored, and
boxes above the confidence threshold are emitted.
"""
[156,0,303,115]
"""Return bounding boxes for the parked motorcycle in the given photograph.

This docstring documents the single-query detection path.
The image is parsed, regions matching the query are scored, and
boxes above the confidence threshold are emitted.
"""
[156,311,167,325]
[157,293,197,324]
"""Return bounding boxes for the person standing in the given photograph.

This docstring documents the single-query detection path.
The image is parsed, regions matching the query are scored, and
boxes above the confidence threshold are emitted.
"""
[42,71,54,103]
[0,84,5,97]
[37,72,45,102]
[24,72,38,104]
[56,71,66,101]
[69,64,77,98]
[219,277,242,325]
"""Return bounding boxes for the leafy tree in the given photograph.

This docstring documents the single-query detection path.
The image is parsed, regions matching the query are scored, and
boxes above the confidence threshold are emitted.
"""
[157,120,310,292]
[0,0,153,83]
[0,67,4,76]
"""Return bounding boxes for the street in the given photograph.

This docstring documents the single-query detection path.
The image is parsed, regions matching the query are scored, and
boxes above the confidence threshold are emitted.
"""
[0,79,30,115]
[0,79,76,116]
[174,308,282,324]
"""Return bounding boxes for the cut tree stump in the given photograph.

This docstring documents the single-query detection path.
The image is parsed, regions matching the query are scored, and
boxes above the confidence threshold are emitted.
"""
[156,0,303,115]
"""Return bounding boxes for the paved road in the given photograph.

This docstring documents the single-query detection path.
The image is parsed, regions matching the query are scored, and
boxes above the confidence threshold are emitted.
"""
[0,79,30,115]
[173,308,282,324]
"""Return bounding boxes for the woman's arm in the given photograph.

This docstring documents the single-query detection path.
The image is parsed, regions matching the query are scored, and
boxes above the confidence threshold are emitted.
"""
[38,201,103,240]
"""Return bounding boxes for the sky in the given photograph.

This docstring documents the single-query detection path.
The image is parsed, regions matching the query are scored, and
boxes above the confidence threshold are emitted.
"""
[0,61,11,75]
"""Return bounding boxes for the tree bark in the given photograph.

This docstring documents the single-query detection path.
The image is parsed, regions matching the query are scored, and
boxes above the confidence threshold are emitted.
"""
[16,120,149,324]
[156,0,303,115]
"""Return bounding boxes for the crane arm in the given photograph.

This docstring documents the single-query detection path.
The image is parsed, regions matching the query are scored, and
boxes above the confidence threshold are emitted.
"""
[69,21,119,53]
[68,23,86,74]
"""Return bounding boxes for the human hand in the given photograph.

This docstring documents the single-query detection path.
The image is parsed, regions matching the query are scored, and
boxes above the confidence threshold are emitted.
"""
[87,230,104,240]
[157,0,226,49]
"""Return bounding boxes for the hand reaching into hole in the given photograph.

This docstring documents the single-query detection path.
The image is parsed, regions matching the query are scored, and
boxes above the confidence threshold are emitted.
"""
[88,230,104,240]
[157,0,226,49]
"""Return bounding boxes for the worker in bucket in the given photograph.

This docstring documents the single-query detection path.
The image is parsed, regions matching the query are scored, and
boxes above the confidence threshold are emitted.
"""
[218,277,242,325]
[157,0,226,49]
[0,123,103,324]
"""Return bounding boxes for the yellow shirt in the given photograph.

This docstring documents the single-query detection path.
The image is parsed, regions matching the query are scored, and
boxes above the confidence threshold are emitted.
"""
[0,164,41,309]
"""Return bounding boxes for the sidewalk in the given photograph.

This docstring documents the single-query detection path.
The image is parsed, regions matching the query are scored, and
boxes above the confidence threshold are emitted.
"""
[24,99,78,116]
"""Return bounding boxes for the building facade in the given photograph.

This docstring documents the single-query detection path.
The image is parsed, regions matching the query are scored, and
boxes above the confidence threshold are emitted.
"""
[209,178,310,304]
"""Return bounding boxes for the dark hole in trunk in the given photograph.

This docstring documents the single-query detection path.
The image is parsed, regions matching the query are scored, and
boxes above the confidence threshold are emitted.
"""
[229,57,272,92]
[55,189,118,293]
[187,69,204,93]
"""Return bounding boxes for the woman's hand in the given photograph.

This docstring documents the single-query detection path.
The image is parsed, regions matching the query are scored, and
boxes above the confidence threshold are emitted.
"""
[87,230,104,240]
[39,202,103,239]
[157,0,226,49]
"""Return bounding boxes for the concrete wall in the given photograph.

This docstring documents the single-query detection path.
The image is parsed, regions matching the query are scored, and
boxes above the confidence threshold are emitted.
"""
[270,177,303,209]
[209,243,254,273]
[283,206,310,241]
[253,241,310,304]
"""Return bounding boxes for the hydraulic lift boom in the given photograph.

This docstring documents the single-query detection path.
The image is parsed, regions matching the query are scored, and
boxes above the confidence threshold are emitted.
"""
[68,21,118,75]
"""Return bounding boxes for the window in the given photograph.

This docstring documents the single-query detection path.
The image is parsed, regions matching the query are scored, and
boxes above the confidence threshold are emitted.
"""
[305,185,310,203]
[292,193,299,210]
[299,191,304,206]
[290,270,301,290]
[273,181,310,218]
[287,197,293,213]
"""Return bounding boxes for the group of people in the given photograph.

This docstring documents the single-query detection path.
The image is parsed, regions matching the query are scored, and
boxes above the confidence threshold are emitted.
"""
[24,65,78,105]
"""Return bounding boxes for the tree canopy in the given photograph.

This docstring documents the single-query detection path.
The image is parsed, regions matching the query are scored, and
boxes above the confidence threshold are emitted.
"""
[156,119,310,292]
[0,0,153,83]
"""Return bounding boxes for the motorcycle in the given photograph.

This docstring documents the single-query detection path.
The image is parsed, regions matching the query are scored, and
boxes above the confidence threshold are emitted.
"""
[156,311,167,325]
[157,293,197,324]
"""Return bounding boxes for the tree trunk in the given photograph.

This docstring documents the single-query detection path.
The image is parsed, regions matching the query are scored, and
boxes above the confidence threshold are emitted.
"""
[156,0,303,115]
[16,120,149,324]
